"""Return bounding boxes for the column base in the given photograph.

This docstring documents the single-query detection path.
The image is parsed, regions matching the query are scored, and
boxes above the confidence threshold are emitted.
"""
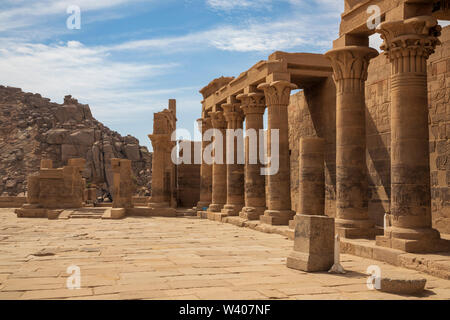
[239,206,265,220]
[260,210,295,226]
[148,203,177,216]
[206,211,228,222]
[108,208,127,220]
[197,211,208,219]
[196,201,211,212]
[148,202,171,208]
[208,203,224,212]
[221,204,243,217]
[287,215,335,272]
[376,226,449,253]
[335,218,381,239]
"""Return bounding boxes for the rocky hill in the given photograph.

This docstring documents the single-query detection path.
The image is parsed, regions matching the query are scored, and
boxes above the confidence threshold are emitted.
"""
[0,86,152,196]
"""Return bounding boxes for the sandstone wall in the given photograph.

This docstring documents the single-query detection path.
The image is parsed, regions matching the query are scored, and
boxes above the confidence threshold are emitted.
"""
[177,141,201,208]
[288,26,450,234]
[0,89,152,196]
[288,77,336,217]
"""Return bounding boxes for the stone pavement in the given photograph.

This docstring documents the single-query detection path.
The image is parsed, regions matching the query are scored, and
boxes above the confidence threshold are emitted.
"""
[0,209,449,300]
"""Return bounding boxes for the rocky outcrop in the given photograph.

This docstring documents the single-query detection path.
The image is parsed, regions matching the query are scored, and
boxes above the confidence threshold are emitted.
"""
[0,86,152,196]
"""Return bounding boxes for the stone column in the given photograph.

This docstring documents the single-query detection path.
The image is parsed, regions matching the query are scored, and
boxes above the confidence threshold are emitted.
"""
[148,134,171,208]
[375,16,445,253]
[325,45,379,239]
[196,116,213,212]
[111,158,133,210]
[237,92,267,220]
[290,137,326,228]
[287,138,335,272]
[208,111,227,212]
[221,99,245,216]
[257,80,297,225]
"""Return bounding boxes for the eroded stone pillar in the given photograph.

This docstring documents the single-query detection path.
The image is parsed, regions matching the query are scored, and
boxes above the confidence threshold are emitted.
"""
[111,158,133,210]
[238,92,267,220]
[221,99,245,216]
[196,116,213,212]
[287,138,335,272]
[258,80,297,225]
[376,16,445,253]
[325,45,379,239]
[208,111,227,212]
[290,137,326,228]
[148,134,171,208]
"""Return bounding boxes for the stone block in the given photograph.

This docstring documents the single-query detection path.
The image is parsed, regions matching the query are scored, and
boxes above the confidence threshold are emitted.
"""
[287,215,335,272]
[110,208,126,219]
[377,273,427,295]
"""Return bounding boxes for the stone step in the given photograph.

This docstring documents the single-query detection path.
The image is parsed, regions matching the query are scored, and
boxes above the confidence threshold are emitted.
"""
[70,214,102,219]
[60,208,109,219]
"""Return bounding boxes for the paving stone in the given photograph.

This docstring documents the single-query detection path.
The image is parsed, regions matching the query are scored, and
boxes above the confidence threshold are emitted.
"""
[0,211,449,300]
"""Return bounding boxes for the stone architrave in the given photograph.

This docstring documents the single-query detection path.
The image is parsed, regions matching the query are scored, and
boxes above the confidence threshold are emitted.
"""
[208,111,227,213]
[257,80,297,225]
[237,92,267,220]
[287,137,335,272]
[221,99,245,217]
[325,45,379,239]
[375,16,446,253]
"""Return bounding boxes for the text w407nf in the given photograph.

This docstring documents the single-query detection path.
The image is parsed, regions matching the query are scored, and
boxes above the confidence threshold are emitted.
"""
[179,304,271,317]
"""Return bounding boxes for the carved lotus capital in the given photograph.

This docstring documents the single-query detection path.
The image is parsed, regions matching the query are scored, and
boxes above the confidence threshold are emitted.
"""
[222,103,244,124]
[148,134,171,152]
[197,117,212,133]
[237,92,266,115]
[257,81,297,107]
[325,46,378,83]
[376,16,441,61]
[209,111,227,129]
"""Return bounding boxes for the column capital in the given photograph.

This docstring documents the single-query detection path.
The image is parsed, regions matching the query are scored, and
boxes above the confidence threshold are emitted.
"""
[325,46,378,83]
[197,116,212,133]
[376,16,441,72]
[210,111,227,129]
[222,103,244,124]
[237,92,266,115]
[257,81,297,107]
[148,134,171,152]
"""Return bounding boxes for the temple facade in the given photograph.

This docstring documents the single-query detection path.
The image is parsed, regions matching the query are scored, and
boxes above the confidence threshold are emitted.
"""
[196,0,450,255]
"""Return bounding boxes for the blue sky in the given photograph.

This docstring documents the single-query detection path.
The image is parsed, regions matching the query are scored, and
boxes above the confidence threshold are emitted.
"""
[0,0,347,150]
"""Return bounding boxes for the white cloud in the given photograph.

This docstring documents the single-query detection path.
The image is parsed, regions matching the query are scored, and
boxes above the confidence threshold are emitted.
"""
[206,0,272,11]
[0,0,149,33]
[110,12,338,53]
[0,40,182,120]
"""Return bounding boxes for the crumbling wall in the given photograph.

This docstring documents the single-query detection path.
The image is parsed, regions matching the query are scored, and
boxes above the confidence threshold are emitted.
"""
[288,77,336,217]
[177,141,201,208]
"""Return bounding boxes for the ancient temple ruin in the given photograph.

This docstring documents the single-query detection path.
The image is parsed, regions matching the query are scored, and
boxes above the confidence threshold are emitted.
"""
[194,0,450,269]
